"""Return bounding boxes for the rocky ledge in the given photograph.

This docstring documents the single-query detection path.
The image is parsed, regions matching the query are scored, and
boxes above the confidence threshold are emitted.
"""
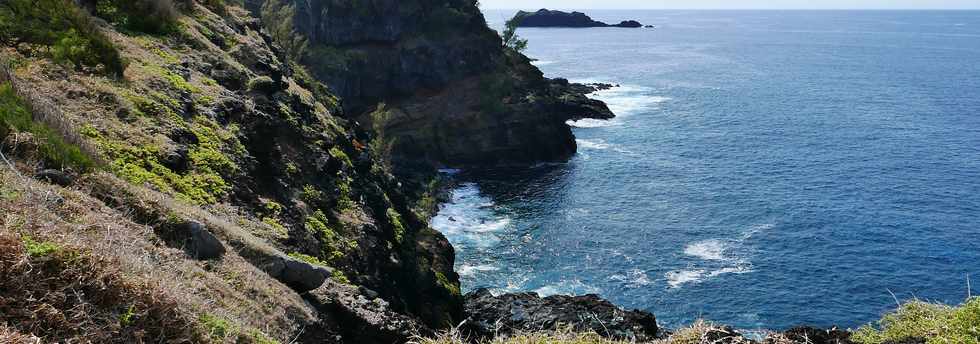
[513,9,645,28]
[463,289,875,344]
[463,288,660,342]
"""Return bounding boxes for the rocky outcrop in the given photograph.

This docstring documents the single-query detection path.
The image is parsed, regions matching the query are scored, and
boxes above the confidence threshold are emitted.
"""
[513,9,646,28]
[256,0,614,166]
[463,288,659,342]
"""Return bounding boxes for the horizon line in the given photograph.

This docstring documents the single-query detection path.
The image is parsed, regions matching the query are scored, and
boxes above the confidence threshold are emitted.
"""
[480,8,980,11]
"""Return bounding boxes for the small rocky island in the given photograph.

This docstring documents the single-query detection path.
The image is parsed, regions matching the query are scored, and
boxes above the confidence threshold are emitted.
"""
[513,9,646,28]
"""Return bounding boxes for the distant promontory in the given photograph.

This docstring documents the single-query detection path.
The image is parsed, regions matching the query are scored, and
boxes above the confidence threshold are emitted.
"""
[512,9,646,28]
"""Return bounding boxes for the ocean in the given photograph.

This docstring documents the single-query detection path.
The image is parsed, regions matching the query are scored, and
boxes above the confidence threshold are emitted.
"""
[433,10,980,330]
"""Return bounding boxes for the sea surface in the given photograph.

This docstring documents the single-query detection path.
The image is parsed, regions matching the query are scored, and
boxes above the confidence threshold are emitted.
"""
[433,10,980,330]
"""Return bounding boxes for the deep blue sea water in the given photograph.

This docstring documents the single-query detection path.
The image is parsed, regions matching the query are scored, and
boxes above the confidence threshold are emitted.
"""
[433,10,980,330]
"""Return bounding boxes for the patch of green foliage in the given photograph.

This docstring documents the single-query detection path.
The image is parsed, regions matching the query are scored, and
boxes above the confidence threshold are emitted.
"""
[22,235,61,257]
[287,252,327,266]
[331,269,350,284]
[478,73,514,115]
[0,0,127,76]
[386,207,406,244]
[200,313,232,340]
[304,210,354,262]
[119,305,137,326]
[334,173,355,210]
[84,116,237,205]
[301,185,323,204]
[434,271,461,297]
[368,104,395,175]
[262,217,287,235]
[502,12,529,53]
[0,83,95,171]
[329,147,353,168]
[145,64,200,94]
[199,313,280,343]
[94,0,182,34]
[853,298,980,344]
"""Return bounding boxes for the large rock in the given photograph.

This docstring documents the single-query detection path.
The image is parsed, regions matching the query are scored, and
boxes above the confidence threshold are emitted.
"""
[181,221,225,260]
[265,256,333,293]
[463,288,659,341]
[513,9,645,28]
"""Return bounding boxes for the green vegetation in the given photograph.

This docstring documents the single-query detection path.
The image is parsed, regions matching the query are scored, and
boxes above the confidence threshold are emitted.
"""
[145,64,201,94]
[0,0,126,76]
[853,298,980,344]
[260,1,307,61]
[94,0,182,34]
[334,173,355,210]
[304,210,353,262]
[329,147,353,168]
[301,184,323,204]
[200,313,232,340]
[331,269,350,284]
[386,207,406,243]
[368,104,396,175]
[0,83,95,171]
[22,235,61,258]
[478,73,514,115]
[84,116,238,205]
[287,252,327,267]
[502,13,529,53]
[434,271,460,297]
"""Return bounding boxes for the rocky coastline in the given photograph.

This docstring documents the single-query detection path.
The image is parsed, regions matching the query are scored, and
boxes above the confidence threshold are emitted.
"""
[0,0,965,343]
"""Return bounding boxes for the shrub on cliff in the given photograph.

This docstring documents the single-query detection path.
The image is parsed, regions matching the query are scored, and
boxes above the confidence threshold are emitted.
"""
[853,297,980,344]
[0,0,126,76]
[94,0,182,34]
[0,82,95,171]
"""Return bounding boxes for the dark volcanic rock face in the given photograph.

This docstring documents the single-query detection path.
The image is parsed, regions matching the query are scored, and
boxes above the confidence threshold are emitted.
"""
[463,288,659,341]
[513,9,645,28]
[257,0,614,166]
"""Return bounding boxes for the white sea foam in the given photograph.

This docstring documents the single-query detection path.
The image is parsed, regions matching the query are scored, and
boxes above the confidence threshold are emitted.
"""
[431,183,512,251]
[684,239,729,261]
[458,264,500,277]
[534,280,601,297]
[666,269,706,288]
[566,79,671,127]
[567,118,614,128]
[575,139,632,153]
[610,269,653,288]
[531,60,556,66]
[668,223,770,288]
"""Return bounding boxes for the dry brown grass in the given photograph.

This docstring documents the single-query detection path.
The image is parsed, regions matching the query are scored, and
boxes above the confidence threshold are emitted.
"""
[0,166,318,343]
[0,232,204,342]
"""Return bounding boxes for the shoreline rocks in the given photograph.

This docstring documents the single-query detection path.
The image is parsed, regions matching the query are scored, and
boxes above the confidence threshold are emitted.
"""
[463,288,659,341]
[513,9,646,28]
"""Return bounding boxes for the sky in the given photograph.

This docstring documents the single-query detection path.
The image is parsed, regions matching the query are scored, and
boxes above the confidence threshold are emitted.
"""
[478,0,980,10]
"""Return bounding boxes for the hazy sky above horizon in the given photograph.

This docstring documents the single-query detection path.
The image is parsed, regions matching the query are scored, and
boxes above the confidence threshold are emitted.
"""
[479,0,980,10]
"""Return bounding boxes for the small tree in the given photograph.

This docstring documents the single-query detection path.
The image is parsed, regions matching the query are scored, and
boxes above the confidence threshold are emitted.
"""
[368,104,396,175]
[502,14,528,53]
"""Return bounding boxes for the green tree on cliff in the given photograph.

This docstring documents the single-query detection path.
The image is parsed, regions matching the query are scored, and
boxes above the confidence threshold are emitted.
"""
[502,13,528,53]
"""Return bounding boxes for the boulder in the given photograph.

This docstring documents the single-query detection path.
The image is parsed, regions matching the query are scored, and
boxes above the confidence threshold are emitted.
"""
[265,255,333,293]
[34,169,74,187]
[463,288,659,341]
[177,221,225,260]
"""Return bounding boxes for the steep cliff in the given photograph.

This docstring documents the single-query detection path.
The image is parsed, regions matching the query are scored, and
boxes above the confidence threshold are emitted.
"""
[1,0,464,341]
[254,0,613,166]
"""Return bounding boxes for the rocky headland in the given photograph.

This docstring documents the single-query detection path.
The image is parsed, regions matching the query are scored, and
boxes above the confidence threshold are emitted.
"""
[512,9,646,28]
